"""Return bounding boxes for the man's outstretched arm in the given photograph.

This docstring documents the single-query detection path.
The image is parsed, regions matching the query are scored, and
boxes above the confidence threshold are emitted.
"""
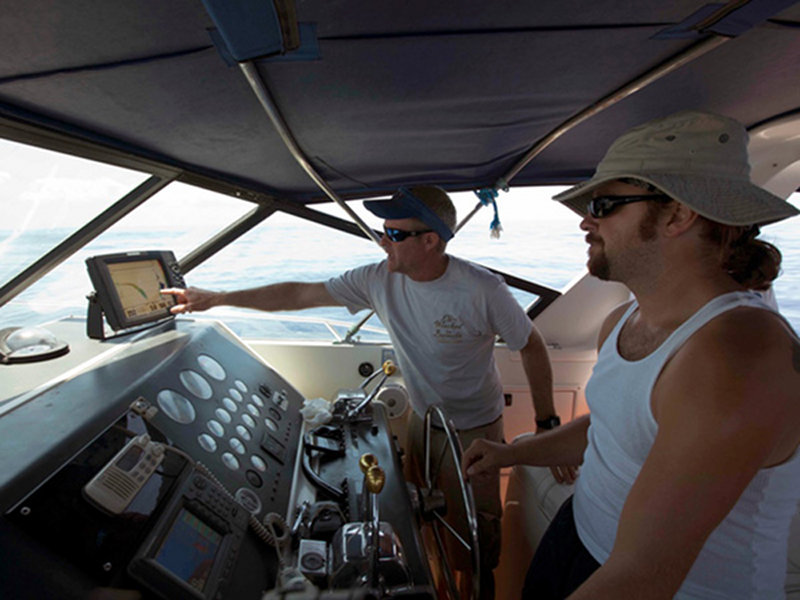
[161,282,340,314]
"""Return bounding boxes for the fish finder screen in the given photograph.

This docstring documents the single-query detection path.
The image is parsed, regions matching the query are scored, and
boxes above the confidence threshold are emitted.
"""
[154,508,222,592]
[86,250,184,332]
[107,259,173,323]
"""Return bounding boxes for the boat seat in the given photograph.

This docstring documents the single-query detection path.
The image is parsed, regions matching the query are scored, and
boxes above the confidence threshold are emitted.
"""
[501,462,800,598]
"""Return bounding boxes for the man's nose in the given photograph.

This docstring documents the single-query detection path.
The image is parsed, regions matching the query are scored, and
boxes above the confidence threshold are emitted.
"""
[580,213,597,232]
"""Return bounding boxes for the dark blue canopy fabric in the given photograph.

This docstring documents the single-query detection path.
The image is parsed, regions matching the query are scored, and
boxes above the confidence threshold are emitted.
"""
[0,1,798,204]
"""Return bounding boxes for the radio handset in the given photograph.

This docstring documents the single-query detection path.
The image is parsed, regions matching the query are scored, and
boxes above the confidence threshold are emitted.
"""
[83,434,165,514]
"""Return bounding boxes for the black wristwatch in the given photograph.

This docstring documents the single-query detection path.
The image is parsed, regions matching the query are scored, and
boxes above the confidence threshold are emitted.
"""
[535,415,561,430]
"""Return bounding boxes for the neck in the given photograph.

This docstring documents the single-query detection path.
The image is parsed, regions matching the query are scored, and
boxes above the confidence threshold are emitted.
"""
[628,260,743,330]
[407,253,449,282]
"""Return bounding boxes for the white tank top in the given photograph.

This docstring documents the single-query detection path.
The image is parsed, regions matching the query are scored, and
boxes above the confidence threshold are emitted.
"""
[573,291,800,599]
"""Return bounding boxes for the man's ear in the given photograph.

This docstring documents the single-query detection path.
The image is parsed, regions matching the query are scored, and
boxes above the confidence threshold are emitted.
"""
[663,202,699,237]
[423,232,443,252]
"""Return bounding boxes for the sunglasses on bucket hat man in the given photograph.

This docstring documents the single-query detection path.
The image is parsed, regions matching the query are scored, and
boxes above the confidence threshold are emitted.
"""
[587,193,672,218]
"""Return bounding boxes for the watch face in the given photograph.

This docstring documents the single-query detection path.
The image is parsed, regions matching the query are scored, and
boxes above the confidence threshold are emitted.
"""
[537,416,560,429]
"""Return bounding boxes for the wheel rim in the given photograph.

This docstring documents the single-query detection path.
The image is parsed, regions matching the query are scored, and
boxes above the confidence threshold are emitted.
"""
[421,405,480,600]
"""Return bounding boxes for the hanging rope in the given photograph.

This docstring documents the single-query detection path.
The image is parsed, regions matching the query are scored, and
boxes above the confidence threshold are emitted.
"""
[474,187,503,238]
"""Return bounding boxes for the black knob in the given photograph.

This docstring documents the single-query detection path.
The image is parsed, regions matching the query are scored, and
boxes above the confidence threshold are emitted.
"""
[358,362,374,377]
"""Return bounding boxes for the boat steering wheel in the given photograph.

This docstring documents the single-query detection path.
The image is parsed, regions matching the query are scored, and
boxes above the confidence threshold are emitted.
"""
[420,405,480,600]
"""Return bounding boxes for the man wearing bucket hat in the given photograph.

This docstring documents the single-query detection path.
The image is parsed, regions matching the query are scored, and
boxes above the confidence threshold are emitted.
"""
[162,184,558,599]
[463,110,800,599]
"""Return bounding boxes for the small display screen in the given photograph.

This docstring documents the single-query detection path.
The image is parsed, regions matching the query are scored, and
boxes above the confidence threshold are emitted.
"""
[107,259,175,322]
[154,508,222,592]
[115,445,143,472]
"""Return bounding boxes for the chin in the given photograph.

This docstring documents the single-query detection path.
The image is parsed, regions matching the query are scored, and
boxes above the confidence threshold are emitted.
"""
[587,257,611,281]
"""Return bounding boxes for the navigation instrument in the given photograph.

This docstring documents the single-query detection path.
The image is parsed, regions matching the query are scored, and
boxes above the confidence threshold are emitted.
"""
[86,250,185,338]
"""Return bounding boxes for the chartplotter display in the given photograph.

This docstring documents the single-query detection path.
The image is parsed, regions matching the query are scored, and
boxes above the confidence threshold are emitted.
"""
[86,251,185,331]
[110,259,172,319]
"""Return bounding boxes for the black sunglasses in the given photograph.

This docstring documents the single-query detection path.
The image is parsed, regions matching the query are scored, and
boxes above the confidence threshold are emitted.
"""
[588,194,672,218]
[383,226,433,242]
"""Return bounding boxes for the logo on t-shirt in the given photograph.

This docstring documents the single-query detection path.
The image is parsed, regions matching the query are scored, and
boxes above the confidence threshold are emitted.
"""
[434,314,463,343]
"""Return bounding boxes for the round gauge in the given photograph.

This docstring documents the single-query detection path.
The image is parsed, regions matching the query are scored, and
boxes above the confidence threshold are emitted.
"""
[214,408,232,424]
[197,433,217,452]
[235,487,262,514]
[157,389,196,424]
[179,370,213,400]
[221,452,240,471]
[197,354,226,381]
[229,437,246,455]
[207,419,225,437]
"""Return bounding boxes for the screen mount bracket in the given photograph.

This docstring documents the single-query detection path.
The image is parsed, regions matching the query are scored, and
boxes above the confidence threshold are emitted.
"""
[86,292,106,340]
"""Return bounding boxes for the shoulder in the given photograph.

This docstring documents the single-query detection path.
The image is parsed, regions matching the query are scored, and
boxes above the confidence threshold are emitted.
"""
[657,306,800,434]
[448,255,503,283]
[597,300,635,349]
[332,260,387,281]
[444,256,509,297]
[682,305,796,367]
[326,261,388,299]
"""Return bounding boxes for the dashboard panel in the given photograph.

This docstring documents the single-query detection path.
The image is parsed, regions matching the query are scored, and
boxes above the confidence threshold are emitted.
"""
[0,318,434,599]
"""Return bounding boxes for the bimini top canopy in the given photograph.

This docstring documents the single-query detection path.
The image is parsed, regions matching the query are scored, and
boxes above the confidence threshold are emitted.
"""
[1,0,799,205]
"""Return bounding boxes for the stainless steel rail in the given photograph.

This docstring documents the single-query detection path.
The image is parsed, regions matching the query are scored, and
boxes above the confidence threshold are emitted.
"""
[239,62,382,246]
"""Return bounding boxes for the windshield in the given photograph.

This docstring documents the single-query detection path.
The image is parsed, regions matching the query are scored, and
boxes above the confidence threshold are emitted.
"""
[2,141,799,338]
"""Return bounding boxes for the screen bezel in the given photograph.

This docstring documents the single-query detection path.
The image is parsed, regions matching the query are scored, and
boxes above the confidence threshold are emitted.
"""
[86,251,179,331]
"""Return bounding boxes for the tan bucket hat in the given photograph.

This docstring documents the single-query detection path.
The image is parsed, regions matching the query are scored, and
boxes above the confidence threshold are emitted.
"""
[554,110,799,226]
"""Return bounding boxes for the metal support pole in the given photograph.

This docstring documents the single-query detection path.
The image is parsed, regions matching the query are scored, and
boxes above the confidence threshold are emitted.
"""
[497,35,729,188]
[239,62,382,246]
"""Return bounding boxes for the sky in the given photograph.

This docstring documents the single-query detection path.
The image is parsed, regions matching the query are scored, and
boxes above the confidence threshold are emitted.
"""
[0,138,578,236]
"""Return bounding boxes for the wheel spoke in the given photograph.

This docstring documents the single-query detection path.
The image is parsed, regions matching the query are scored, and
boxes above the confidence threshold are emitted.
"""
[432,510,471,551]
[431,437,448,483]
[431,514,460,599]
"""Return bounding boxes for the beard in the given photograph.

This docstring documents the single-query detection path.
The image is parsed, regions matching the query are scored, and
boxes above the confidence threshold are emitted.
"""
[586,205,661,281]
[588,252,611,280]
[586,234,611,280]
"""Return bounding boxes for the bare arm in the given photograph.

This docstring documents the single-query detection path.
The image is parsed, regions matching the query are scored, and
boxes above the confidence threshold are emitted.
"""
[161,282,341,314]
[519,326,555,422]
[462,414,590,479]
[568,309,800,599]
[518,326,582,483]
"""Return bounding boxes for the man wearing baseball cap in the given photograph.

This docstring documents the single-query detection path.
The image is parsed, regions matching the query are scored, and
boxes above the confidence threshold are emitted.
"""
[163,184,558,599]
[463,110,800,599]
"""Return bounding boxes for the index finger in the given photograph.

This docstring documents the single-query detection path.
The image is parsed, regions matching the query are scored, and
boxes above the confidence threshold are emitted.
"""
[160,287,184,296]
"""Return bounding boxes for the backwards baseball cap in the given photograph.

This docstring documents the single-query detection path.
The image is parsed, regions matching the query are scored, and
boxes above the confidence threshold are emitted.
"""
[364,186,456,241]
[554,110,799,226]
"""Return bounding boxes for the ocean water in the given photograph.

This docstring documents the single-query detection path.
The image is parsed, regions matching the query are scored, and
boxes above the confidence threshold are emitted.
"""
[1,210,800,339]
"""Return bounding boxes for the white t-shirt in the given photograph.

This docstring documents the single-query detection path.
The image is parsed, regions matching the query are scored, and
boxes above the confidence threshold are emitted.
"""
[325,255,532,429]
